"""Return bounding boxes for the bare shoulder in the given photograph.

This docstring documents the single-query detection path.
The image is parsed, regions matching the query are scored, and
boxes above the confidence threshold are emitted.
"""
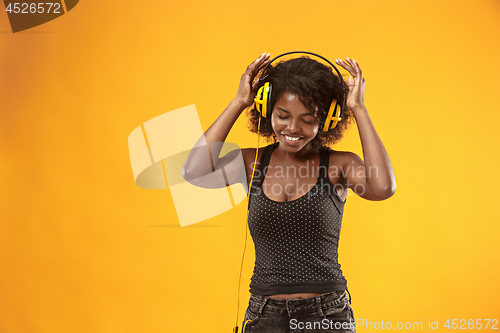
[241,147,267,167]
[326,149,362,200]
[328,149,363,167]
[240,147,266,183]
[241,147,258,162]
[241,147,259,163]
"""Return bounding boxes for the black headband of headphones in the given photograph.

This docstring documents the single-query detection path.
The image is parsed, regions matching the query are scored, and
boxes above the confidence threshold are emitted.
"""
[258,51,347,113]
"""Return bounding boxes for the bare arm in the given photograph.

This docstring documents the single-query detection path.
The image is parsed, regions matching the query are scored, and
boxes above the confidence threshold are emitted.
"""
[182,53,271,182]
[335,57,396,200]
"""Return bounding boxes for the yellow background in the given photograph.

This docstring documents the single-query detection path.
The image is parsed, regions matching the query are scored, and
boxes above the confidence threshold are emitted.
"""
[1,0,499,332]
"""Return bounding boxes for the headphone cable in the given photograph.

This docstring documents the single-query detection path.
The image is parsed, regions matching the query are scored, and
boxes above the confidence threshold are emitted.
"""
[233,115,261,333]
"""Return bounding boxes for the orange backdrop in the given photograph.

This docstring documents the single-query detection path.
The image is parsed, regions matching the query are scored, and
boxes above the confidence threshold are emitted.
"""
[1,0,499,332]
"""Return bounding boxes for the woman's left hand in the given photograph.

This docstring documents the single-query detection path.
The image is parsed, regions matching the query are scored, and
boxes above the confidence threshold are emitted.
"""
[335,57,365,112]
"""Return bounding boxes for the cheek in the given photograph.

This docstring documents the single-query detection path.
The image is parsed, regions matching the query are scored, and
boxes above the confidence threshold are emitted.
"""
[270,114,280,132]
[309,123,320,137]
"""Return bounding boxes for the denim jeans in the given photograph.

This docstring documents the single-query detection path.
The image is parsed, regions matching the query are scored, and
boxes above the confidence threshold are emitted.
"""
[241,291,356,333]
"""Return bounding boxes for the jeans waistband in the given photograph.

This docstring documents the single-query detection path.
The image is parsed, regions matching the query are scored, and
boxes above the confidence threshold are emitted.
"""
[248,290,349,317]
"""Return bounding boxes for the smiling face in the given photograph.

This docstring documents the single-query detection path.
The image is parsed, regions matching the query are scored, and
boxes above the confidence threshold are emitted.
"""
[271,91,321,154]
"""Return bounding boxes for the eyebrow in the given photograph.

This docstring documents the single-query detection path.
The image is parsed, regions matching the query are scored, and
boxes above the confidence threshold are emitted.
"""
[277,107,314,116]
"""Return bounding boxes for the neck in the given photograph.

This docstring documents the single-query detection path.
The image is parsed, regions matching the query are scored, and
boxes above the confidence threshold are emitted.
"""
[276,141,316,161]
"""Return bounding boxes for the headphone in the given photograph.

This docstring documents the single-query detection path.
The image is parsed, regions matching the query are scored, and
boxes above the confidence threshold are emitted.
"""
[254,51,347,132]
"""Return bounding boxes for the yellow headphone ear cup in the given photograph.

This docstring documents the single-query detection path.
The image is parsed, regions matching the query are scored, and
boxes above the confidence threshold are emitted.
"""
[323,99,342,131]
[253,82,270,118]
[254,86,264,113]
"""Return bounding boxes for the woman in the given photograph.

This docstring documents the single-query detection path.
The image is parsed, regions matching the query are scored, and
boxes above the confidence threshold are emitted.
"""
[183,52,396,332]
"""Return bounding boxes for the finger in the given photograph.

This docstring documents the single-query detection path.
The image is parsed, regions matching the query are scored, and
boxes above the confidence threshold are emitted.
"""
[335,58,356,77]
[249,53,270,74]
[247,52,266,72]
[256,52,266,61]
[251,59,271,81]
[347,76,355,89]
[337,58,354,74]
[250,55,271,82]
[252,78,260,91]
[258,53,271,68]
[256,52,270,64]
[334,59,347,73]
[352,58,362,78]
[257,55,271,70]
[345,57,360,78]
[252,80,259,92]
[344,57,362,83]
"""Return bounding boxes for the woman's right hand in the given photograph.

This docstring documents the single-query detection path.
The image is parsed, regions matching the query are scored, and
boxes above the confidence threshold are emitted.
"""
[234,52,271,107]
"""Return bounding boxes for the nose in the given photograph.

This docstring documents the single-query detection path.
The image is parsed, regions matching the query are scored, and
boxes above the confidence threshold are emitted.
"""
[286,117,300,133]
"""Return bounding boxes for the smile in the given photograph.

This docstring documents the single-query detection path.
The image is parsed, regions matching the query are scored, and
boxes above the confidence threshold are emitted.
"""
[284,135,302,141]
[281,133,304,145]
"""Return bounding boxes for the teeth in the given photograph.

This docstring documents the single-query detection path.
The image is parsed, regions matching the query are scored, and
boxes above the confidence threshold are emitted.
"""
[284,135,301,141]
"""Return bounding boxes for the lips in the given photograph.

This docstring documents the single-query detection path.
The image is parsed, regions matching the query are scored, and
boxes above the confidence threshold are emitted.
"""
[281,133,304,146]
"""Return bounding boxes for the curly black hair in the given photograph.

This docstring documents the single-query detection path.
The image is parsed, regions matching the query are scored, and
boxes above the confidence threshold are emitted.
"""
[247,56,355,152]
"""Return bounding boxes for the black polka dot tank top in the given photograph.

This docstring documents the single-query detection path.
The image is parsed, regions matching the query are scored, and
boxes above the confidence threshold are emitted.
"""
[247,142,348,295]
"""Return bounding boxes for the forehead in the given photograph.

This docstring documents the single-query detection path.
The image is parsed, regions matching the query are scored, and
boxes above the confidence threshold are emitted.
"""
[275,91,317,115]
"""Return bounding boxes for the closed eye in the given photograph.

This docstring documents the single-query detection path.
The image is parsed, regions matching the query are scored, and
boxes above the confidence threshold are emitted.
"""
[278,115,313,124]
